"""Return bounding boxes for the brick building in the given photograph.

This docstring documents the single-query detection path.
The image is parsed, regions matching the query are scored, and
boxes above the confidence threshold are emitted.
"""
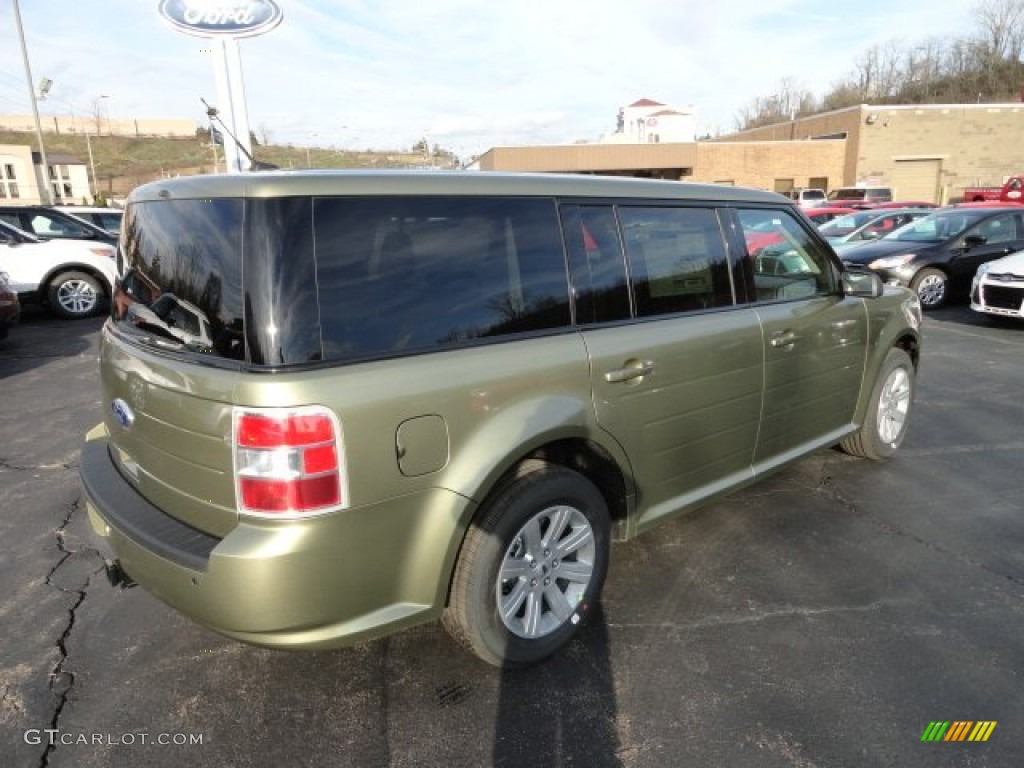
[477,102,1024,203]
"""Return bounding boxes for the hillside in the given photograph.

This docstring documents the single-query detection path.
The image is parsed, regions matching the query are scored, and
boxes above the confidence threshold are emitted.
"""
[0,129,441,201]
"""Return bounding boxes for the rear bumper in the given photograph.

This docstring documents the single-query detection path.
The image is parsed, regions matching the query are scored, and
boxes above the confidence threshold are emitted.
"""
[80,425,475,649]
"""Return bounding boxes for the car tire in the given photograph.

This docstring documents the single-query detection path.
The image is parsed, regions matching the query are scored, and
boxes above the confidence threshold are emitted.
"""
[840,347,915,461]
[47,271,103,319]
[443,461,610,668]
[910,267,948,309]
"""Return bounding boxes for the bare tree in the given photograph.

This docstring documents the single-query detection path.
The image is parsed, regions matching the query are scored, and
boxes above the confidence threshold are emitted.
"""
[738,0,1024,127]
[735,78,818,131]
[973,0,1024,60]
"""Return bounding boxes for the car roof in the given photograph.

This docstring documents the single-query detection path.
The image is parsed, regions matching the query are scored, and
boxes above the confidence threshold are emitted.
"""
[128,170,788,205]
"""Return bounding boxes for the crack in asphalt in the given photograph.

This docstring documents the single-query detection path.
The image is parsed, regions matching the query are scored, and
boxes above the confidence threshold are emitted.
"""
[39,498,103,768]
[815,462,1024,589]
[0,459,79,472]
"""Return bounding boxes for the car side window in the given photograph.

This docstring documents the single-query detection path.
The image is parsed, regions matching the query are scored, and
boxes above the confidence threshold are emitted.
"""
[736,209,835,302]
[561,205,632,324]
[313,196,571,362]
[31,214,90,238]
[976,213,1018,244]
[618,206,735,315]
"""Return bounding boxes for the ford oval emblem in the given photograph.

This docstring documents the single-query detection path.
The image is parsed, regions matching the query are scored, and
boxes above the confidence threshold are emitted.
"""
[157,0,283,39]
[111,399,135,430]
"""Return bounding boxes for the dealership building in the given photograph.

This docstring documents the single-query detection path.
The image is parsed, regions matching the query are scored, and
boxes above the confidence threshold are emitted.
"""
[478,101,1024,203]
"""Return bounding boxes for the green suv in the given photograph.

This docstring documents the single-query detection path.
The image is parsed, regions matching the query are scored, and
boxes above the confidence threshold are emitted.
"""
[80,171,922,667]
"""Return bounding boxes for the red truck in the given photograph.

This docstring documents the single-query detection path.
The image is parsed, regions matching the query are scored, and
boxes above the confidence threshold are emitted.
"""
[963,175,1024,203]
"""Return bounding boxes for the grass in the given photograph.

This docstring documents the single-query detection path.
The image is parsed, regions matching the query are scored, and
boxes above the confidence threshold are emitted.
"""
[0,129,439,200]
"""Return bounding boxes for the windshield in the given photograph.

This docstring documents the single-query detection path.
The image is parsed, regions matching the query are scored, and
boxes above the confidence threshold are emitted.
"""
[0,220,41,242]
[881,210,986,243]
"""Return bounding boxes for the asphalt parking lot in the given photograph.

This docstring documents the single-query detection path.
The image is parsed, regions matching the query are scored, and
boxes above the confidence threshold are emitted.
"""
[1,303,1022,768]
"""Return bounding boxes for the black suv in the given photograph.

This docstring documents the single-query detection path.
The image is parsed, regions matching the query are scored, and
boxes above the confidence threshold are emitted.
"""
[840,206,1024,308]
[0,206,117,245]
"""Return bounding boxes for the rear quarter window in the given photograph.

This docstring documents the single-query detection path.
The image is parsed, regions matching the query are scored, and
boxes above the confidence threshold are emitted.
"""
[312,196,571,361]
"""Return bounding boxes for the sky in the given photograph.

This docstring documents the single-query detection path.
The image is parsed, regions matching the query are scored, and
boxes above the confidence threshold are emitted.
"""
[0,0,983,160]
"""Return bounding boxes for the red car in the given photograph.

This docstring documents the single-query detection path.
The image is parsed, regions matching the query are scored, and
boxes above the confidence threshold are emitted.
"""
[871,200,940,210]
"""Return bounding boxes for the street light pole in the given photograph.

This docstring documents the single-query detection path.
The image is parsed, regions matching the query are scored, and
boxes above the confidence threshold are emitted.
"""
[11,0,52,204]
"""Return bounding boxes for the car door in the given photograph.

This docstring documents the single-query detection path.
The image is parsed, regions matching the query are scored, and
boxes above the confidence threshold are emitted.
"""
[731,208,869,471]
[561,203,763,536]
[950,211,1024,281]
[0,233,44,293]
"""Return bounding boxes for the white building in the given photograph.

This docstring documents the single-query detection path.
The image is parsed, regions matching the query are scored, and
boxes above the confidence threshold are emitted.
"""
[601,98,697,144]
[0,144,91,205]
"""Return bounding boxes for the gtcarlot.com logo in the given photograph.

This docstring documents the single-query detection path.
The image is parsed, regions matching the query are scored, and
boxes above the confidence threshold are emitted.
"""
[920,721,997,743]
[23,729,204,746]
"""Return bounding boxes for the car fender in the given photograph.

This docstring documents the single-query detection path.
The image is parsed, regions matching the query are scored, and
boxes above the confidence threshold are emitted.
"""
[851,289,922,427]
[438,393,635,516]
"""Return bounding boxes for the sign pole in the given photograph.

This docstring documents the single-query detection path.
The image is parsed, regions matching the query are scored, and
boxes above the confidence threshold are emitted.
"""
[157,0,282,174]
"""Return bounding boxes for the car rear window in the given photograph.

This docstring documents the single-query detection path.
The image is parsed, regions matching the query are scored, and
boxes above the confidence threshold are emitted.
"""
[829,189,868,201]
[114,199,246,362]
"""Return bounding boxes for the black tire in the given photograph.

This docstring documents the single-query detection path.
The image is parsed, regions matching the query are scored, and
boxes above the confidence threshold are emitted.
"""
[910,267,948,309]
[443,462,611,668]
[47,271,103,319]
[840,348,915,460]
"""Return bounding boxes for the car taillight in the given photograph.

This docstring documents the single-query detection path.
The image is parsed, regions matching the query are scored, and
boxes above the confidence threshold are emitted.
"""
[233,406,347,517]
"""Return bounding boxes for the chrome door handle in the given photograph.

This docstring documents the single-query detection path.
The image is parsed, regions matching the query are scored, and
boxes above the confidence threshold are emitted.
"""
[770,330,798,348]
[604,360,655,383]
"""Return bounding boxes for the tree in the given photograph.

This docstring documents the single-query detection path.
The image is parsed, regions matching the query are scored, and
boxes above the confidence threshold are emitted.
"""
[973,0,1024,60]
[735,78,819,131]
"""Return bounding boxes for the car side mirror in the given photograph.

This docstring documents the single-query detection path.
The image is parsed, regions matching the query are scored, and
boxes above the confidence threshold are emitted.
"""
[842,269,884,298]
[862,229,880,240]
[963,233,987,248]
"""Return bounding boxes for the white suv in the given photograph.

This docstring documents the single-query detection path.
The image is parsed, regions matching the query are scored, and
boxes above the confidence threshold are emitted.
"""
[0,220,117,319]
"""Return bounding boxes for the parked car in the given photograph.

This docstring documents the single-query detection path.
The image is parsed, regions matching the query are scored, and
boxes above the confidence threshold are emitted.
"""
[971,249,1024,321]
[0,270,20,340]
[0,219,117,318]
[821,209,934,252]
[80,171,922,668]
[52,205,123,237]
[0,205,117,245]
[786,188,828,208]
[839,206,1024,308]
[805,206,857,227]
[827,186,893,205]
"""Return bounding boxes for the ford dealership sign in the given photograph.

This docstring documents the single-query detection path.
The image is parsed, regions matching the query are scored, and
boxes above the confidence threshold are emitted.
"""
[157,0,283,38]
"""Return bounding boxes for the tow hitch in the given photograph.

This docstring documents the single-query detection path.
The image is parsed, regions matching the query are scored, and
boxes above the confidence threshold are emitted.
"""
[104,559,136,589]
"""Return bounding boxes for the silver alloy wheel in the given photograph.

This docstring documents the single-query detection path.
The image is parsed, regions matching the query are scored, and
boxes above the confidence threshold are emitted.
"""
[915,273,946,306]
[877,366,911,444]
[497,504,595,639]
[56,278,99,316]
